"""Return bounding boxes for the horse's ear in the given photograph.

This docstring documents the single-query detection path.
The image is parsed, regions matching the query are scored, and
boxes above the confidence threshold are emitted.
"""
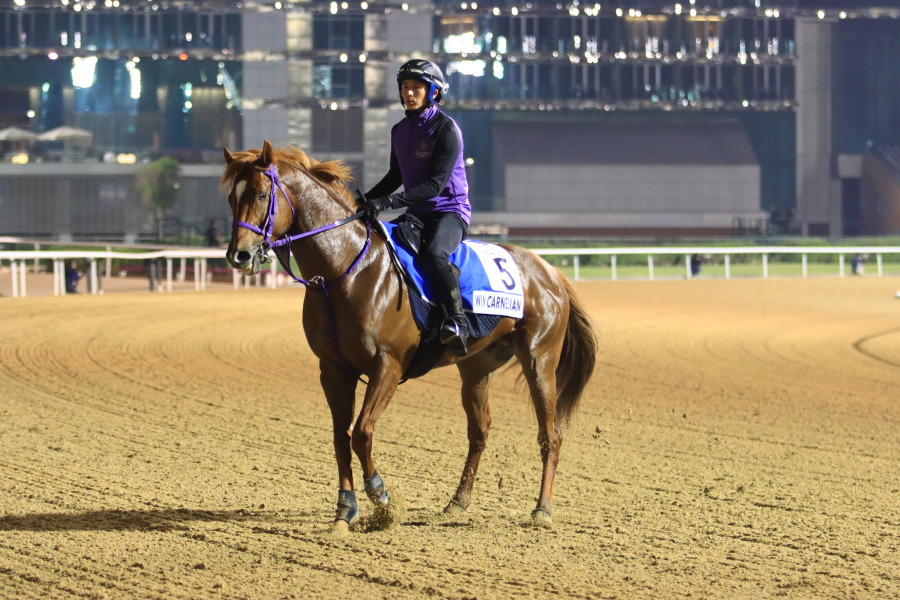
[261,140,274,166]
[223,147,234,163]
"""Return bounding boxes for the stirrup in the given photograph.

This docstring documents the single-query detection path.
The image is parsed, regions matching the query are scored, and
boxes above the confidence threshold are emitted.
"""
[440,319,468,356]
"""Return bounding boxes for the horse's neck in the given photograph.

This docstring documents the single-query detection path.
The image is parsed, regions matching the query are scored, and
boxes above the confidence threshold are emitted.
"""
[287,174,371,281]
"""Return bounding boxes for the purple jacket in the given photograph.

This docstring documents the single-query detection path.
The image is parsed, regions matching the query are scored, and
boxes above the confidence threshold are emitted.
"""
[366,105,471,224]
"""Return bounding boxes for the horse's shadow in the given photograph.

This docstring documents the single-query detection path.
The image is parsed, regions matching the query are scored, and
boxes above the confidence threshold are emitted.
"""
[0,508,282,533]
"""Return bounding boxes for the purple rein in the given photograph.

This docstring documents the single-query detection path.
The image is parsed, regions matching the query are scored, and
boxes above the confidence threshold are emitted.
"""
[234,164,371,288]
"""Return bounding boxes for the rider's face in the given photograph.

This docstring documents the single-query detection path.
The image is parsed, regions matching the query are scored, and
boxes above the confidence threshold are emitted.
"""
[400,79,433,111]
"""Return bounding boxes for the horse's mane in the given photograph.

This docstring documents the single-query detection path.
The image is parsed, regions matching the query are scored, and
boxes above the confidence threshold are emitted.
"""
[220,145,354,202]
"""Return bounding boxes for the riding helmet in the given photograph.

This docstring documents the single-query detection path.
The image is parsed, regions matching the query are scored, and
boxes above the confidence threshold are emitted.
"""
[396,59,448,107]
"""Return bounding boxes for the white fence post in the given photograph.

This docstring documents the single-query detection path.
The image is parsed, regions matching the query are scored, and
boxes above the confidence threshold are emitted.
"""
[802,254,808,278]
[648,255,655,281]
[763,254,769,279]
[839,254,845,277]
[573,255,580,282]
[611,255,617,281]
[11,260,19,298]
[724,254,731,279]
[88,259,98,295]
[685,253,692,279]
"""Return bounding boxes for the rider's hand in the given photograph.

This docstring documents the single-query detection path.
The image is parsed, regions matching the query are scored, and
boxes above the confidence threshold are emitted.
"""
[356,195,393,219]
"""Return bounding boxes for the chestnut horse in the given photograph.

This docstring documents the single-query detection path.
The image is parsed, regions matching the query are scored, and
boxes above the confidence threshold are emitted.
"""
[222,141,597,530]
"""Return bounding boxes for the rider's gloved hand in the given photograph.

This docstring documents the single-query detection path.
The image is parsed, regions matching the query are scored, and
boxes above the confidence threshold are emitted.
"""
[356,195,393,219]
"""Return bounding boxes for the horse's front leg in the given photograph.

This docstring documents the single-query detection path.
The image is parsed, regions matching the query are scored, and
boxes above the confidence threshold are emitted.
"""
[351,357,403,519]
[320,360,360,530]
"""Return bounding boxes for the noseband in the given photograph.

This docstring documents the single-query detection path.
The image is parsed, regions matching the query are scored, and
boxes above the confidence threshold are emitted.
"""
[233,164,369,286]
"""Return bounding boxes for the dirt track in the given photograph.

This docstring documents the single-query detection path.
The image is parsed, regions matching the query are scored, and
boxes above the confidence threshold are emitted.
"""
[0,277,898,600]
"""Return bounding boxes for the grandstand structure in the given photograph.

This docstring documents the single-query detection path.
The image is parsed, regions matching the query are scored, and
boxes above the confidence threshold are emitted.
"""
[0,0,897,240]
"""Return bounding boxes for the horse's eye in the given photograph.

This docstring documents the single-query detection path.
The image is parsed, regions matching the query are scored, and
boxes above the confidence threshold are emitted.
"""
[258,192,266,200]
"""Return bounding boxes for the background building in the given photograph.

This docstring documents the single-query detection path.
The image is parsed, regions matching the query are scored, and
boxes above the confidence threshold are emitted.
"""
[0,0,897,241]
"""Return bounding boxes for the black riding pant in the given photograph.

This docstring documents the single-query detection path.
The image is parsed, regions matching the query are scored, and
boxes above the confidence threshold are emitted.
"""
[417,213,468,313]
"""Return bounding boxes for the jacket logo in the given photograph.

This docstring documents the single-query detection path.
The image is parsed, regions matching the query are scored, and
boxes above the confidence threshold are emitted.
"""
[415,141,432,159]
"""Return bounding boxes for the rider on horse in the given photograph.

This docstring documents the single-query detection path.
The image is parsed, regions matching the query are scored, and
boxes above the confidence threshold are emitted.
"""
[357,59,472,356]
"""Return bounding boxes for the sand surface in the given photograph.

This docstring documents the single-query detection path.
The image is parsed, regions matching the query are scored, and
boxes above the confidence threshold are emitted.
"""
[0,277,898,599]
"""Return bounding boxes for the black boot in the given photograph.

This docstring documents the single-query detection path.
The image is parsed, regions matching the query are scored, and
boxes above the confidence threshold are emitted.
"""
[439,285,469,356]
[428,261,469,356]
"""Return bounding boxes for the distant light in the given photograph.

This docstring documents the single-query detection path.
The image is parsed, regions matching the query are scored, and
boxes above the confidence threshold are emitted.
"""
[185,32,193,43]
[14,0,25,6]
[116,153,137,164]
[330,102,338,110]
[11,153,29,165]
[71,56,98,88]
[817,10,825,19]
[492,7,499,15]
[330,1,337,13]
[360,1,368,8]
[742,100,750,107]
[179,53,188,60]
[839,11,847,19]
[339,53,348,62]
[48,51,59,60]
[27,110,35,118]
[358,52,367,62]
[275,1,282,8]
[465,157,475,166]
[511,7,518,16]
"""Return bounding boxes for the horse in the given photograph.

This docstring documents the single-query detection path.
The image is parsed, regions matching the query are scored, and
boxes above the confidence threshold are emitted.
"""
[222,140,597,531]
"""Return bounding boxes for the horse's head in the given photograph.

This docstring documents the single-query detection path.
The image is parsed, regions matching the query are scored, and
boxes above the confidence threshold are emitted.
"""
[222,140,292,275]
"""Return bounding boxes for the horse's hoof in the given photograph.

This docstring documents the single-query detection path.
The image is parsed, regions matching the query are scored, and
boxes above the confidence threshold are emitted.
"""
[329,519,351,536]
[442,499,468,515]
[530,509,553,528]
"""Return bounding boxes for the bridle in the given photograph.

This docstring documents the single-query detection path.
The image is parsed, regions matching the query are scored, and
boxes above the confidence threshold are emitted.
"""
[233,163,370,288]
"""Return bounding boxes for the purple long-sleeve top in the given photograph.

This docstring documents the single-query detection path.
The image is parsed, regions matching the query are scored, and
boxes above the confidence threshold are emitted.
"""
[365,104,471,224]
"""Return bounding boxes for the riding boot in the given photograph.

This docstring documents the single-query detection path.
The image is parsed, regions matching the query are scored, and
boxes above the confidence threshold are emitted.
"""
[428,261,469,356]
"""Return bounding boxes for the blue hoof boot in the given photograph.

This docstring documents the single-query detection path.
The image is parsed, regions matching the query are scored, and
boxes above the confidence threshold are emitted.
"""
[364,471,389,505]
[335,489,359,525]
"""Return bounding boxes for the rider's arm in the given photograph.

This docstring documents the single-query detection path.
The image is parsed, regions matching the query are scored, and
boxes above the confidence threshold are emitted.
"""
[364,147,403,200]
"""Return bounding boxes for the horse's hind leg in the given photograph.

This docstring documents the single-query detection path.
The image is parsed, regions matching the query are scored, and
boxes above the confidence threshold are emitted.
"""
[515,344,563,527]
[444,344,513,515]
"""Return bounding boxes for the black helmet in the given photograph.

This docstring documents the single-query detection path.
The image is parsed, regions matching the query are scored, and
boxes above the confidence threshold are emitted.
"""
[397,59,448,106]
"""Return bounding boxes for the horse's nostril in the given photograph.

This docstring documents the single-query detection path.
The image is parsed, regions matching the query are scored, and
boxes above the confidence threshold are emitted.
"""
[236,250,252,264]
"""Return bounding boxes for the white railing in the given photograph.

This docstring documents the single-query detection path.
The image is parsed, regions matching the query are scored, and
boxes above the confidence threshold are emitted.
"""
[532,245,900,281]
[0,248,279,298]
[1,244,898,298]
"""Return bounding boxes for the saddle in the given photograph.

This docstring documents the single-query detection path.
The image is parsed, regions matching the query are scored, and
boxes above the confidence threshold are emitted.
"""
[375,219,524,379]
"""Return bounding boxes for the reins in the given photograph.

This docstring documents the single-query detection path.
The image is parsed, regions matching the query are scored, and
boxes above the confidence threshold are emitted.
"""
[235,164,369,286]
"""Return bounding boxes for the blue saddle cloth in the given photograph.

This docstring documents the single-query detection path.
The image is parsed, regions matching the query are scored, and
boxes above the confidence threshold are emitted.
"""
[381,221,523,339]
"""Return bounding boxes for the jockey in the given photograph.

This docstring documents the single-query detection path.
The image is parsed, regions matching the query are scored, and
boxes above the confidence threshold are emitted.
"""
[359,58,472,356]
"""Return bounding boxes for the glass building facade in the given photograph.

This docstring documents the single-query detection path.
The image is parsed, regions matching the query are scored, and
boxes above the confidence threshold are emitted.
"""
[0,0,897,238]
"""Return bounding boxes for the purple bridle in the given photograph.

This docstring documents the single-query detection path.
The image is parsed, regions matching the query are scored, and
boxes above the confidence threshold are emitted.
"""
[233,164,370,288]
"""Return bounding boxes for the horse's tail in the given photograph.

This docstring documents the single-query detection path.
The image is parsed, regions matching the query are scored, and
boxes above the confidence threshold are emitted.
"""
[555,276,598,424]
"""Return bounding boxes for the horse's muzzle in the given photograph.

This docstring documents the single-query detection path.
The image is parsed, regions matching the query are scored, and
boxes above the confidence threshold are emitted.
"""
[229,245,261,275]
